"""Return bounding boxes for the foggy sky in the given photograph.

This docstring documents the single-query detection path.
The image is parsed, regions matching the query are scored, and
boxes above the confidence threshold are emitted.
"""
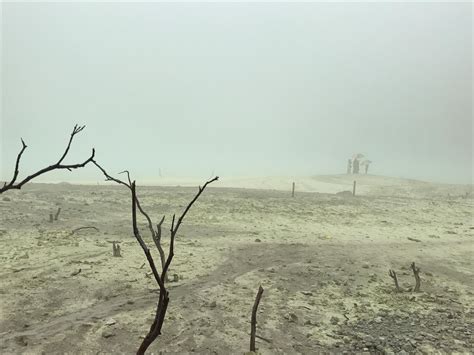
[1,2,472,184]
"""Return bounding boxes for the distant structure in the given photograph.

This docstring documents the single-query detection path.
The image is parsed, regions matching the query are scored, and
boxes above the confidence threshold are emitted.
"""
[348,153,370,175]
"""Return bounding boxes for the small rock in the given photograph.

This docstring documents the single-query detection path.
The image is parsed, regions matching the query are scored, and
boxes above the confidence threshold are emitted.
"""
[18,252,29,260]
[301,291,313,296]
[209,301,217,308]
[362,262,370,269]
[102,329,115,338]
[2,197,11,202]
[105,318,116,326]
[402,343,414,352]
[330,316,339,325]
[14,335,28,346]
[286,313,298,323]
[255,238,261,242]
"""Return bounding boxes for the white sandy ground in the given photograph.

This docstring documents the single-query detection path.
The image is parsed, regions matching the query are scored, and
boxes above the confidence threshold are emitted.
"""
[0,174,473,354]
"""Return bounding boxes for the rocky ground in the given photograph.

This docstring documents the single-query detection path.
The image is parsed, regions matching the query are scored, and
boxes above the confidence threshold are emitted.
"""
[0,176,472,354]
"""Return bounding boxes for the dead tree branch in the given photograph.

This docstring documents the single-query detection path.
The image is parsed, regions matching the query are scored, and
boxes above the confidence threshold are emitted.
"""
[250,285,264,352]
[92,160,218,354]
[161,176,218,282]
[411,262,421,292]
[138,176,218,354]
[93,160,169,270]
[0,124,95,194]
[388,269,401,292]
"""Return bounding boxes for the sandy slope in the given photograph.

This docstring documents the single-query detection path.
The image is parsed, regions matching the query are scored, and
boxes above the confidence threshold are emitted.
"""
[47,174,472,197]
[0,175,473,354]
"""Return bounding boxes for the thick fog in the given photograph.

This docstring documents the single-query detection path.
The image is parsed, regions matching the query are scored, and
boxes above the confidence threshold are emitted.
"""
[1,2,472,184]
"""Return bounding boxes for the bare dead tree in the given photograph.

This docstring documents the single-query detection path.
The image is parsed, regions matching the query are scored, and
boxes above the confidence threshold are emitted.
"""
[0,124,95,194]
[411,262,421,292]
[250,285,264,352]
[93,160,218,354]
[388,269,401,292]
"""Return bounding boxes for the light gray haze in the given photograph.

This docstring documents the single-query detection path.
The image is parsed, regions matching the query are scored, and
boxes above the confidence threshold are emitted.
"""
[1,2,472,184]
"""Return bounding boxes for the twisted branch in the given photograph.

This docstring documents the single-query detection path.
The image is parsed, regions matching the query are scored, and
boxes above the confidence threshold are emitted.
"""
[92,159,218,354]
[250,285,265,352]
[388,269,401,292]
[411,262,421,292]
[0,124,94,194]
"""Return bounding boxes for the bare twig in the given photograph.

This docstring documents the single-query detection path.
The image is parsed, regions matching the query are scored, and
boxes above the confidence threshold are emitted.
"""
[70,268,82,276]
[250,285,264,352]
[0,124,95,194]
[68,226,99,236]
[161,177,218,282]
[92,161,130,188]
[407,237,421,243]
[130,181,165,292]
[153,216,166,270]
[389,269,401,292]
[119,170,133,186]
[411,262,421,292]
[248,334,272,344]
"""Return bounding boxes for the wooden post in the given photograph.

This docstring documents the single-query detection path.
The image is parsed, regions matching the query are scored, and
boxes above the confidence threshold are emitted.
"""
[113,242,121,257]
[411,262,421,292]
[49,213,54,223]
[292,182,295,198]
[54,207,61,221]
[352,180,356,196]
[250,285,264,352]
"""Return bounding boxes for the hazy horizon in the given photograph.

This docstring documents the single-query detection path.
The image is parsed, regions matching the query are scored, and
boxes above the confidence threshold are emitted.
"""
[1,2,472,185]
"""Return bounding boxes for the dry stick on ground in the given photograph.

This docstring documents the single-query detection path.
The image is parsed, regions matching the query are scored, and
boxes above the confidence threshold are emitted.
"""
[68,226,100,237]
[250,285,265,352]
[388,269,401,292]
[411,262,421,292]
[54,207,62,221]
[113,242,122,257]
[0,124,95,194]
[93,160,218,354]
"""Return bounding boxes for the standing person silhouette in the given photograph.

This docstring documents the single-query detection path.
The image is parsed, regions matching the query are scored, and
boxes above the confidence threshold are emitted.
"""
[353,158,360,174]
